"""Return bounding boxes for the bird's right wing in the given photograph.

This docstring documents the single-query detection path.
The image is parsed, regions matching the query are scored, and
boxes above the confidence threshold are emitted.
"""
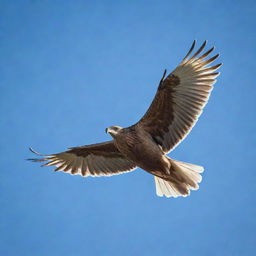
[28,141,137,177]
[135,41,221,153]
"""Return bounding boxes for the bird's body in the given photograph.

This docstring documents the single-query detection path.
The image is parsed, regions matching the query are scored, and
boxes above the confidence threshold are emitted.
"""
[113,126,169,175]
[29,40,221,198]
[106,125,202,196]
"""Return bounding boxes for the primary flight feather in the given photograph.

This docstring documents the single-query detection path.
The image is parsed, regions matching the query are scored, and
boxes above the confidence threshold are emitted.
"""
[29,40,221,198]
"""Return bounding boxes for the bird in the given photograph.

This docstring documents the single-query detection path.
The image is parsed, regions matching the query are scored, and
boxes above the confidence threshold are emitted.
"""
[28,40,221,198]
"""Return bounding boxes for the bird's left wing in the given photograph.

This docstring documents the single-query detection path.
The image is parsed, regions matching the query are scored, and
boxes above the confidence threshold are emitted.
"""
[135,40,221,153]
[28,141,137,177]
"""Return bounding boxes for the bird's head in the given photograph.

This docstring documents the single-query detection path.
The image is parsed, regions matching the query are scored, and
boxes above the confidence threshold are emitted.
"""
[105,126,123,138]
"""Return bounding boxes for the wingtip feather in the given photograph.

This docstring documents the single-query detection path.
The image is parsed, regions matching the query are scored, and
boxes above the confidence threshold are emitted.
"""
[29,147,48,156]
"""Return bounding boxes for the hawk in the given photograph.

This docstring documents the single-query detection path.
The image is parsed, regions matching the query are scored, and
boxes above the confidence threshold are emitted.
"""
[29,41,221,198]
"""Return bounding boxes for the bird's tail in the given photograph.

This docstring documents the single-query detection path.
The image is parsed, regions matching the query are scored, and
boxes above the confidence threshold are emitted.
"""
[154,158,204,198]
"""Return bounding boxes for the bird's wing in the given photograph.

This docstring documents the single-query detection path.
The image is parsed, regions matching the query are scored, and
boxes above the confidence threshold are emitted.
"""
[28,141,137,177]
[136,40,221,153]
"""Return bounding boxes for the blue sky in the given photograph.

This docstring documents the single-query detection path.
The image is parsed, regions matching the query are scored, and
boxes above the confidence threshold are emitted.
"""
[1,1,256,255]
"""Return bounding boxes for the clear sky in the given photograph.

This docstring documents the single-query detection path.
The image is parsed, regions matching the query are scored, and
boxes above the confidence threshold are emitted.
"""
[1,1,256,255]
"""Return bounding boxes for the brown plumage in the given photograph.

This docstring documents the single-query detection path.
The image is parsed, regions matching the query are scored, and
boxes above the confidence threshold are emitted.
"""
[28,40,221,198]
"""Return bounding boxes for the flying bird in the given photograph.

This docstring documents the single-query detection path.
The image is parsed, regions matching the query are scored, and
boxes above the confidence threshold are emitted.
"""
[29,40,221,198]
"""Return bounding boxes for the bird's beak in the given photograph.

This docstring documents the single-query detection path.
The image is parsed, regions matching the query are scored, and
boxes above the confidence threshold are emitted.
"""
[105,128,108,134]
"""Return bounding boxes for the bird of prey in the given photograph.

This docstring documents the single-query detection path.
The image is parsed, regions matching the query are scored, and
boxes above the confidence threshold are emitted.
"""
[29,40,221,198]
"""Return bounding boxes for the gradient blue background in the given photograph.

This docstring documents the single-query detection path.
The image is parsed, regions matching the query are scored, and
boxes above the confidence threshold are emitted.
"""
[1,1,255,255]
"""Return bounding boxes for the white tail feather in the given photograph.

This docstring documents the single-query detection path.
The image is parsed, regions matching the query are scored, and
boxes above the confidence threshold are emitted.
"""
[154,159,204,198]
